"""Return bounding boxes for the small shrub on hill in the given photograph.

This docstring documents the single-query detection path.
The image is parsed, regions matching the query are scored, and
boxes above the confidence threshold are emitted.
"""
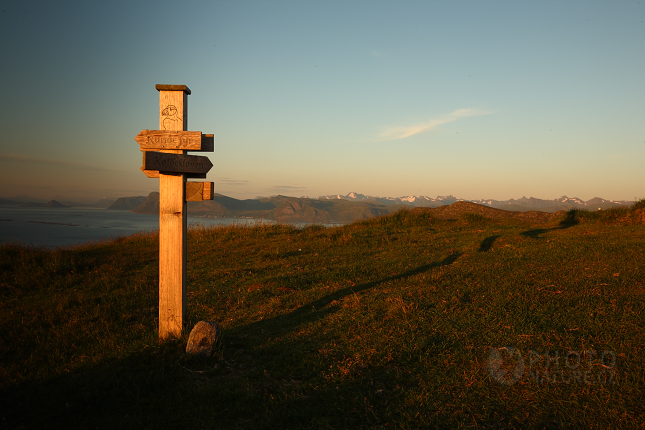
[559,209,581,227]
[631,198,645,211]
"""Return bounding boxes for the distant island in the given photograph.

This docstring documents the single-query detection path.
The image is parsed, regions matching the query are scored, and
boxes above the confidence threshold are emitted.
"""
[1,192,635,224]
[20,200,70,208]
[107,196,148,211]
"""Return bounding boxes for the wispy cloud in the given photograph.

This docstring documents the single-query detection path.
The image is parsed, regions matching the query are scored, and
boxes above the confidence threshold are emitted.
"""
[377,108,492,141]
[0,154,128,172]
[219,178,249,186]
[369,48,385,58]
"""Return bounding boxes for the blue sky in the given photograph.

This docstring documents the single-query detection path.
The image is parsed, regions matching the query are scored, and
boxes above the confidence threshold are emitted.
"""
[0,0,643,203]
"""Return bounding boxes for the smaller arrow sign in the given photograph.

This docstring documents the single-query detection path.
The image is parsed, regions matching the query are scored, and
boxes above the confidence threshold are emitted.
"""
[143,151,213,175]
[135,130,214,152]
[186,182,214,201]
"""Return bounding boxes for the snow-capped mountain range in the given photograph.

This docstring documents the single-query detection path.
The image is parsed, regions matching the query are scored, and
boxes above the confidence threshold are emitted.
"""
[318,192,633,213]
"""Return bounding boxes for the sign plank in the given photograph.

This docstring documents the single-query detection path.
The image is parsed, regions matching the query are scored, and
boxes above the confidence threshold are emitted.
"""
[135,130,214,152]
[143,151,213,175]
[186,182,214,201]
[141,167,159,178]
[136,130,199,150]
[140,167,206,179]
[202,134,214,152]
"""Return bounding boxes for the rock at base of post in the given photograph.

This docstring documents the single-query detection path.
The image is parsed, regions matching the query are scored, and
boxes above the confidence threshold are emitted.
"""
[186,321,220,357]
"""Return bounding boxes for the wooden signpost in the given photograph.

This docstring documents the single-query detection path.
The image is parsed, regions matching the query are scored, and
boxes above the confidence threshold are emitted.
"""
[135,84,214,339]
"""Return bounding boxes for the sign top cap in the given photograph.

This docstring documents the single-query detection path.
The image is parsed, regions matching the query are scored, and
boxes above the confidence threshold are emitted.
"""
[155,84,191,95]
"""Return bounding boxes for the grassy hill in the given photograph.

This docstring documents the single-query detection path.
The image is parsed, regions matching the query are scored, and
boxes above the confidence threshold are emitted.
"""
[1,204,645,428]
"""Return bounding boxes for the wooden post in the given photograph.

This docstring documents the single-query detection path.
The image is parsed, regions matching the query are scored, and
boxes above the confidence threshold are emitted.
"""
[135,84,213,340]
[157,84,190,339]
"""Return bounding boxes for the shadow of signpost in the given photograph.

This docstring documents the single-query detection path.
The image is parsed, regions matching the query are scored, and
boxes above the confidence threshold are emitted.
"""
[521,209,580,239]
[478,235,501,252]
[231,252,463,341]
[477,210,580,252]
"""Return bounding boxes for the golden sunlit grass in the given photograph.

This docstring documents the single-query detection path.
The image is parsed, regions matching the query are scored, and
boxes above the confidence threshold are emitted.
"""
[1,207,645,428]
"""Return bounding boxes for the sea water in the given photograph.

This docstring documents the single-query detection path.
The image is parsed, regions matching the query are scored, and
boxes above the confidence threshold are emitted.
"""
[0,207,282,249]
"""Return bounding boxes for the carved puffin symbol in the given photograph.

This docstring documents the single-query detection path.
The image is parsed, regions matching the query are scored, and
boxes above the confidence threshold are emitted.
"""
[162,105,182,129]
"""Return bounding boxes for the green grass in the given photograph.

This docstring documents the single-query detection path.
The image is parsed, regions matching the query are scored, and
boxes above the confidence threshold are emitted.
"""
[1,209,645,429]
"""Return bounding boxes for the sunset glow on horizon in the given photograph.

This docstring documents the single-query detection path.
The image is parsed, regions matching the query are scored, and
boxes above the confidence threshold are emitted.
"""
[1,1,643,203]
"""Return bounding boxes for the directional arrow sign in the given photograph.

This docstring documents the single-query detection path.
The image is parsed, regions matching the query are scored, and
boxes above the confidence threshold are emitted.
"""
[143,151,213,175]
[135,130,214,152]
[186,182,214,201]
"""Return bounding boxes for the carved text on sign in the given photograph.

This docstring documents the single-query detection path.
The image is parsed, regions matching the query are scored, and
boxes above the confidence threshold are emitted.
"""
[143,151,213,174]
[152,134,191,147]
[135,130,213,151]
